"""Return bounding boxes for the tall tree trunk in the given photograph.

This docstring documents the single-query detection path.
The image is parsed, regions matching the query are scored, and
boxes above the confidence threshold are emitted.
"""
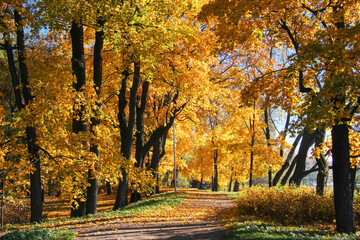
[264,107,272,187]
[131,81,149,203]
[212,148,218,191]
[70,20,88,217]
[273,131,303,186]
[114,61,141,210]
[249,101,255,188]
[289,128,316,186]
[14,10,42,223]
[86,17,105,215]
[332,124,355,233]
[315,127,328,196]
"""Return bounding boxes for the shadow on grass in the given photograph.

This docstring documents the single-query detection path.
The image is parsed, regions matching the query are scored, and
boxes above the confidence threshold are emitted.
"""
[226,222,359,240]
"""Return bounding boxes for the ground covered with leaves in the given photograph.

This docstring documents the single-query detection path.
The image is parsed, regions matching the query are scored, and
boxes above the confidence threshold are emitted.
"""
[2,187,360,239]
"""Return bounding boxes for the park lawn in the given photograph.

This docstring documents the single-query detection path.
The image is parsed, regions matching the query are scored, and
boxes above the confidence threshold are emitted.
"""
[226,220,360,240]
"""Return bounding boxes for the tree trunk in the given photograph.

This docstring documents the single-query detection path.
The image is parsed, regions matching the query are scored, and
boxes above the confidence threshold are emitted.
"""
[199,177,203,189]
[106,181,113,195]
[131,81,149,203]
[86,169,98,215]
[281,152,298,185]
[2,32,23,110]
[273,131,303,186]
[114,61,141,210]
[212,149,218,191]
[233,180,239,192]
[351,167,356,196]
[289,128,316,186]
[149,127,170,195]
[314,128,328,196]
[86,17,105,215]
[249,102,256,188]
[70,19,88,217]
[114,171,129,209]
[332,124,355,233]
[228,176,232,192]
[14,10,42,223]
[27,126,42,222]
[264,107,272,187]
[1,176,4,227]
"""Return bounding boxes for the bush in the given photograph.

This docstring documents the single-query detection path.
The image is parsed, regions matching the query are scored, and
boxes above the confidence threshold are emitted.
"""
[1,202,30,224]
[0,228,76,240]
[236,186,335,224]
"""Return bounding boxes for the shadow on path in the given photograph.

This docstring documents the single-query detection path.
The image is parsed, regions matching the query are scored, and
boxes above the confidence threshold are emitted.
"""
[74,189,237,240]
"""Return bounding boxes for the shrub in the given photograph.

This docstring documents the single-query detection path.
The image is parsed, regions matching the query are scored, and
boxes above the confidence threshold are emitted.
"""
[0,228,75,240]
[236,186,336,224]
[1,202,30,224]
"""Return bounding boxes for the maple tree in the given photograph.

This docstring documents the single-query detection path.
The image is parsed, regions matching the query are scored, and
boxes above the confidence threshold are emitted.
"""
[1,1,43,223]
[200,0,360,233]
[1,1,359,236]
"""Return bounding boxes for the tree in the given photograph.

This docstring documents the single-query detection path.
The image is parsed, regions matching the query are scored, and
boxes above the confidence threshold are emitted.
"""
[200,0,360,233]
[1,2,42,223]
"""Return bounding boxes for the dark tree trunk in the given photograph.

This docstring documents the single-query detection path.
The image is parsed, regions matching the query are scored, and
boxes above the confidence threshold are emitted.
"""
[106,181,113,195]
[114,171,129,209]
[212,149,218,191]
[2,33,24,110]
[1,176,4,227]
[114,61,141,210]
[233,180,239,192]
[228,177,232,192]
[332,124,355,233]
[289,128,316,186]
[351,167,356,196]
[148,125,171,195]
[70,20,88,217]
[13,10,42,223]
[281,152,298,185]
[315,128,328,196]
[131,81,149,203]
[27,126,42,222]
[249,102,256,188]
[86,169,98,215]
[86,17,105,215]
[273,131,303,186]
[249,147,254,187]
[264,107,272,187]
[150,137,162,195]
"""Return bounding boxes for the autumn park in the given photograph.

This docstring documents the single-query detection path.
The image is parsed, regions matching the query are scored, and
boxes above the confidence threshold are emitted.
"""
[1,0,360,239]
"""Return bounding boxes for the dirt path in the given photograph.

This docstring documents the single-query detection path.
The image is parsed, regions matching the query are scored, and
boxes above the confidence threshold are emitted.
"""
[70,189,237,240]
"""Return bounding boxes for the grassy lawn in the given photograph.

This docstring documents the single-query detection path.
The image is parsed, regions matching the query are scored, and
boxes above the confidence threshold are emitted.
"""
[226,221,359,240]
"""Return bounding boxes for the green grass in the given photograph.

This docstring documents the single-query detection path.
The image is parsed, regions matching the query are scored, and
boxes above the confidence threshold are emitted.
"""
[218,190,240,200]
[93,191,186,219]
[0,228,75,240]
[226,221,359,240]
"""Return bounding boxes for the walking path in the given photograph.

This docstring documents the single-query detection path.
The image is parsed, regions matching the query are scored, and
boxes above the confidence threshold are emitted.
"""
[70,189,237,240]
